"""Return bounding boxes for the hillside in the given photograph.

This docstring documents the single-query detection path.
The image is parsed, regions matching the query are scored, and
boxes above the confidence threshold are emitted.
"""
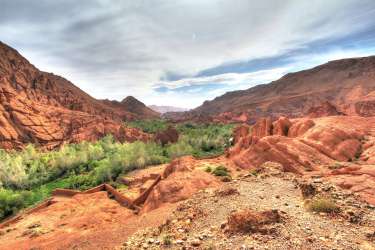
[0,41,152,149]
[168,56,375,122]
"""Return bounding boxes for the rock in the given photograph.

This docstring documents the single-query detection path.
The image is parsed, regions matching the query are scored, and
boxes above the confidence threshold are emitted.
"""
[251,117,273,138]
[226,209,282,234]
[307,101,344,118]
[299,183,316,199]
[154,126,179,145]
[215,187,240,197]
[272,117,292,136]
[191,239,201,247]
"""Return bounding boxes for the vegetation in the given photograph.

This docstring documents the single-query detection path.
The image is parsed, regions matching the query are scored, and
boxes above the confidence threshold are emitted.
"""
[212,165,230,177]
[307,197,340,213]
[0,136,169,220]
[0,121,234,221]
[162,234,172,246]
[126,119,169,133]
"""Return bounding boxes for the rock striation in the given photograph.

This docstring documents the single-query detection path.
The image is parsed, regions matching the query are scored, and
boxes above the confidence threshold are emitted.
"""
[0,41,153,149]
[227,115,375,204]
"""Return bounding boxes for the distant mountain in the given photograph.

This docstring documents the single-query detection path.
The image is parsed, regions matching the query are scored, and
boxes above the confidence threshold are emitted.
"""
[148,105,189,114]
[167,56,375,122]
[101,96,159,120]
[0,41,151,149]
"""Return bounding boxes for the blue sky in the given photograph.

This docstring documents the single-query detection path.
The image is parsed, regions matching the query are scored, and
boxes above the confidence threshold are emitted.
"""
[1,0,375,108]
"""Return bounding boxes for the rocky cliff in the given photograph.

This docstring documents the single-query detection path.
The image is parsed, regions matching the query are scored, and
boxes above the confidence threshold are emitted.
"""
[0,41,151,149]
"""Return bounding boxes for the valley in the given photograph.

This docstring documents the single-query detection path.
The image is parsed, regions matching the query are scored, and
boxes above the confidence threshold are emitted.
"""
[0,40,375,250]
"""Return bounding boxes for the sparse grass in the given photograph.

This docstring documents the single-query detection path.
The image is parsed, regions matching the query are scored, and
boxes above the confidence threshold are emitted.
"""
[162,234,172,246]
[250,168,261,176]
[328,162,346,170]
[307,197,340,214]
[212,165,230,177]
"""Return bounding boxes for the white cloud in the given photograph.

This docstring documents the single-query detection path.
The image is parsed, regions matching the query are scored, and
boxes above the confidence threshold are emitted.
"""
[154,67,290,90]
[1,0,375,107]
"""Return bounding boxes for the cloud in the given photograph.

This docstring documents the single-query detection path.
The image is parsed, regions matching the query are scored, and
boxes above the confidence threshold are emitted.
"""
[1,0,375,108]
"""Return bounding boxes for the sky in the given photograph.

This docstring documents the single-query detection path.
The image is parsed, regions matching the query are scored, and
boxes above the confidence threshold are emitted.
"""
[1,0,375,109]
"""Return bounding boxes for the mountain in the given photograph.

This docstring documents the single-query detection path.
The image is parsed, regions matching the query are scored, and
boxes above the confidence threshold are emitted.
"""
[101,96,159,120]
[168,56,375,122]
[148,105,189,114]
[0,41,152,149]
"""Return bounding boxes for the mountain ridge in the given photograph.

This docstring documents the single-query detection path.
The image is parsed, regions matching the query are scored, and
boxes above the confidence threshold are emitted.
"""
[166,55,375,122]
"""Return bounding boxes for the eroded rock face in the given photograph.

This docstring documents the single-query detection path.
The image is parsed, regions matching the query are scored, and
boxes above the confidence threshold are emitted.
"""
[228,116,375,204]
[307,101,344,118]
[251,117,273,138]
[0,42,151,149]
[142,157,220,212]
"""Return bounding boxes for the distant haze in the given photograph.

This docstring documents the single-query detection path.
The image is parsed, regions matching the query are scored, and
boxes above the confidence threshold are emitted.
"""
[149,105,189,114]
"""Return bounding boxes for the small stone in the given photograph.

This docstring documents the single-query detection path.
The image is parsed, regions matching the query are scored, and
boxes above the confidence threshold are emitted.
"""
[147,238,155,244]
[191,239,201,246]
[176,239,184,245]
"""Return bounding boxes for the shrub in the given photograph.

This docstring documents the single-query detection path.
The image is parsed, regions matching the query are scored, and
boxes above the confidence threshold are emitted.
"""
[163,234,172,246]
[307,197,340,213]
[205,166,212,173]
[0,188,31,220]
[212,165,230,177]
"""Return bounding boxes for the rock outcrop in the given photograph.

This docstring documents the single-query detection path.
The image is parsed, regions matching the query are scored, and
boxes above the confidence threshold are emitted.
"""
[307,101,344,118]
[228,115,375,204]
[154,126,179,145]
[0,41,153,149]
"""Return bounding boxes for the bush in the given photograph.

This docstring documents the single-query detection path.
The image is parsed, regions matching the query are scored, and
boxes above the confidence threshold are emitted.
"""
[0,188,31,220]
[163,234,172,246]
[212,165,230,177]
[307,197,340,213]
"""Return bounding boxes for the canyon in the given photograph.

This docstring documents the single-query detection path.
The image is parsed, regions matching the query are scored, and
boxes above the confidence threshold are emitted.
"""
[0,41,375,249]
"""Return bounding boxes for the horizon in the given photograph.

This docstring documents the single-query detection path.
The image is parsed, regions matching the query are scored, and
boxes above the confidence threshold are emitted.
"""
[2,0,375,108]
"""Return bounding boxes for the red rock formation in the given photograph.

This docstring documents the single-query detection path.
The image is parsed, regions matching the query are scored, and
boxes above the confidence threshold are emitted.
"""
[307,101,344,118]
[142,157,220,212]
[154,126,179,146]
[0,41,152,149]
[251,117,273,138]
[228,115,375,204]
[272,116,292,136]
[233,124,250,144]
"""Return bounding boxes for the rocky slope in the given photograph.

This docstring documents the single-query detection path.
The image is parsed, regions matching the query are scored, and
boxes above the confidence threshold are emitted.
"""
[2,156,374,250]
[166,56,375,122]
[0,41,153,149]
